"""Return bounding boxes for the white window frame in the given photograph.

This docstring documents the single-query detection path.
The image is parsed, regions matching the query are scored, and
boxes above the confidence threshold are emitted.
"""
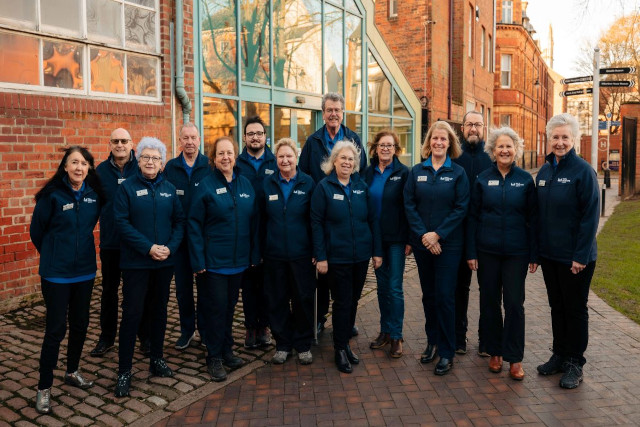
[389,0,398,18]
[481,27,486,68]
[502,0,513,24]
[501,54,512,88]
[501,114,511,127]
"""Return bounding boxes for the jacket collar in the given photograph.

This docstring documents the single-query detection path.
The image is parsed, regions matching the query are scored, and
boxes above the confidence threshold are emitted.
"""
[461,140,485,153]
[545,147,577,167]
[239,146,276,162]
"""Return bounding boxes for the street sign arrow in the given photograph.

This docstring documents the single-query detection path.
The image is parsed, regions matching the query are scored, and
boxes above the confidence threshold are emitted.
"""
[599,80,635,87]
[561,75,593,84]
[560,88,594,97]
[599,66,637,75]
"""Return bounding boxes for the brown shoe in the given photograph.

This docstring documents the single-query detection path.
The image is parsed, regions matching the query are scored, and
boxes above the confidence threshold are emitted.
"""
[489,356,503,373]
[369,332,390,349]
[390,338,403,358]
[509,362,525,380]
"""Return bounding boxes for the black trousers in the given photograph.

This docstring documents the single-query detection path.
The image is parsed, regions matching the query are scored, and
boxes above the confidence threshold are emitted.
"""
[264,258,316,352]
[316,273,330,324]
[241,264,268,330]
[540,257,595,366]
[478,252,528,362]
[327,261,369,350]
[118,267,173,374]
[198,271,243,362]
[98,249,151,345]
[39,278,94,389]
[454,258,474,347]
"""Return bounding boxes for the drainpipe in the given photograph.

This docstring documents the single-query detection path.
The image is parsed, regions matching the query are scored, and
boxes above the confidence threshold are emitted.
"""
[175,0,192,124]
[448,0,453,120]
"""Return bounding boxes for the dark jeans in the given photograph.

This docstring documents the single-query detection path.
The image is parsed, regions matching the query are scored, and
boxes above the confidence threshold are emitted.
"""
[478,252,528,362]
[264,258,316,352]
[540,257,595,366]
[98,249,151,345]
[327,261,369,350]
[174,242,204,337]
[39,278,94,389]
[198,271,243,362]
[455,257,475,347]
[374,243,406,339]
[118,267,173,374]
[414,248,461,360]
[241,264,268,330]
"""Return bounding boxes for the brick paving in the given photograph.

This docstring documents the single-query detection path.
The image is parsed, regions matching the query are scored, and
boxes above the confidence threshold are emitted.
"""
[2,179,639,426]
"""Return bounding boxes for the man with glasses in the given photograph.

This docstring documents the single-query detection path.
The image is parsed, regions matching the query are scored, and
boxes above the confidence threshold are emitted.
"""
[164,123,212,350]
[91,128,151,357]
[236,116,276,348]
[300,92,367,336]
[453,111,492,356]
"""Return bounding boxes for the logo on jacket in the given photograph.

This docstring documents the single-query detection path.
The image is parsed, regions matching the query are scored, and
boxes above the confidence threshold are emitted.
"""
[353,189,364,195]
[557,177,572,184]
[265,169,275,175]
[390,176,402,181]
[83,197,97,204]
[239,193,251,198]
[439,176,453,182]
[510,182,525,188]
[160,192,172,198]
[293,190,306,195]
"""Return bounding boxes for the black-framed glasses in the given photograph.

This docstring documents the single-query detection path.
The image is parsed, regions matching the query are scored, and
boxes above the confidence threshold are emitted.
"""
[379,144,395,150]
[140,155,162,163]
[110,138,131,144]
[324,108,343,114]
[463,122,484,129]
[246,131,265,138]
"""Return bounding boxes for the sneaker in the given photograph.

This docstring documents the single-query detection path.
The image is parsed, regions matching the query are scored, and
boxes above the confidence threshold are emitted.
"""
[477,342,490,358]
[298,350,313,365]
[537,353,565,376]
[271,350,289,364]
[149,358,174,378]
[222,352,244,369]
[244,329,257,348]
[207,359,227,382]
[175,331,196,350]
[35,388,51,414]
[114,371,132,397]
[90,340,114,357]
[257,327,272,346]
[139,340,151,357]
[455,338,468,355]
[559,359,583,389]
[64,370,94,389]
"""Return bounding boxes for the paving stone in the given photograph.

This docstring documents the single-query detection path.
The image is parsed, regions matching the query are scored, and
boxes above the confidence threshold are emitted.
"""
[118,409,141,424]
[67,416,93,426]
[147,396,168,407]
[35,415,66,427]
[96,414,124,427]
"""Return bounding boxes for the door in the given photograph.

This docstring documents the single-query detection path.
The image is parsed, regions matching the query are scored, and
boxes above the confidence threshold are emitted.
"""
[621,117,637,197]
[273,107,317,150]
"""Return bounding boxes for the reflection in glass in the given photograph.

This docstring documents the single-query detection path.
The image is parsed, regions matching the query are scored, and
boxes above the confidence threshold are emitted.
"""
[393,119,413,166]
[88,0,122,45]
[43,40,83,89]
[345,113,362,140]
[127,55,157,97]
[345,0,360,14]
[240,0,270,85]
[0,0,36,29]
[344,13,362,112]
[128,0,155,7]
[41,0,81,36]
[242,101,271,148]
[0,32,39,85]
[324,4,343,94]
[274,107,291,147]
[203,97,238,156]
[201,0,237,95]
[296,109,314,149]
[367,51,391,114]
[367,116,391,150]
[90,48,124,93]
[393,89,410,118]
[273,0,321,93]
[125,5,156,52]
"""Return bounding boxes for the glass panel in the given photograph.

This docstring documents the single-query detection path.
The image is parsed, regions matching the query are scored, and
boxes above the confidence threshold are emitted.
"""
[296,109,315,150]
[242,101,272,148]
[393,119,413,166]
[43,40,83,89]
[345,113,362,142]
[127,54,157,96]
[345,0,360,14]
[367,116,391,151]
[0,0,36,29]
[0,32,39,85]
[90,48,124,93]
[203,97,238,156]
[392,89,410,118]
[344,13,362,112]
[127,0,155,7]
[41,0,81,36]
[125,5,157,52]
[201,0,237,95]
[324,4,343,94]
[367,51,391,114]
[88,0,123,45]
[273,0,321,93]
[274,107,291,145]
[240,0,270,85]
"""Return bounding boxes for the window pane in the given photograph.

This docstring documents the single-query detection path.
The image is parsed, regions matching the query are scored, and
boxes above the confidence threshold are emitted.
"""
[393,119,413,166]
[201,0,237,95]
[392,89,409,118]
[274,107,291,143]
[240,0,270,85]
[0,31,39,85]
[367,51,391,114]
[242,101,271,147]
[324,4,343,94]
[88,0,123,45]
[90,48,125,93]
[345,0,360,14]
[127,0,155,7]
[296,109,314,149]
[273,0,321,93]
[203,97,238,156]
[345,113,362,137]
[345,13,362,112]
[41,0,81,37]
[127,54,157,96]
[0,0,36,29]
[125,5,157,52]
[43,40,83,89]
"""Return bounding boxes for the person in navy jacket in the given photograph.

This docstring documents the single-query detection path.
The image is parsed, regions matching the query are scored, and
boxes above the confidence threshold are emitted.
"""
[164,123,212,351]
[535,114,599,389]
[188,136,260,383]
[466,127,538,381]
[404,121,469,376]
[113,137,185,397]
[300,92,366,336]
[30,146,104,414]
[363,130,410,358]
[310,140,383,374]
[235,116,276,349]
[262,138,316,366]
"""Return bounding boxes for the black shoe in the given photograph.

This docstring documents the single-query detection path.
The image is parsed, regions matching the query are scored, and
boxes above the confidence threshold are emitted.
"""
[537,353,565,376]
[345,345,359,364]
[222,353,244,369]
[114,371,132,397]
[175,332,196,350]
[351,325,359,337]
[244,329,257,348]
[149,358,173,378]
[90,341,114,357]
[335,349,352,373]
[207,359,227,382]
[139,340,151,357]
[317,322,326,336]
[559,359,583,389]
[434,357,453,375]
[455,338,467,355]
[421,344,437,364]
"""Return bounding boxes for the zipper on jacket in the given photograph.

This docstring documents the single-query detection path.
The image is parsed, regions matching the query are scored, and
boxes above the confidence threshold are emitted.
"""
[74,199,80,271]
[501,174,506,251]
[232,179,238,265]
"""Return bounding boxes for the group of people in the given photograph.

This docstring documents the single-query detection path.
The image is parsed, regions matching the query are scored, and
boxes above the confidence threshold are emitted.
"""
[30,91,599,415]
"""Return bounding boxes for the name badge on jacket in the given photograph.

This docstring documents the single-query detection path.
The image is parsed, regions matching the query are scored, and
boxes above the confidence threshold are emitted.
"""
[176,189,185,196]
[269,194,278,201]
[539,180,546,187]
[488,180,499,186]
[417,176,427,182]
[333,194,344,200]
[63,203,74,211]
[216,187,227,195]
[118,178,126,184]
[136,189,148,197]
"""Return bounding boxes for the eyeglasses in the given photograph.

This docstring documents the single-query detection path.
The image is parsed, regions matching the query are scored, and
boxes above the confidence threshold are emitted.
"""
[463,122,484,129]
[379,144,395,150]
[246,131,265,138]
[324,108,343,114]
[140,155,162,163]
[110,138,131,145]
